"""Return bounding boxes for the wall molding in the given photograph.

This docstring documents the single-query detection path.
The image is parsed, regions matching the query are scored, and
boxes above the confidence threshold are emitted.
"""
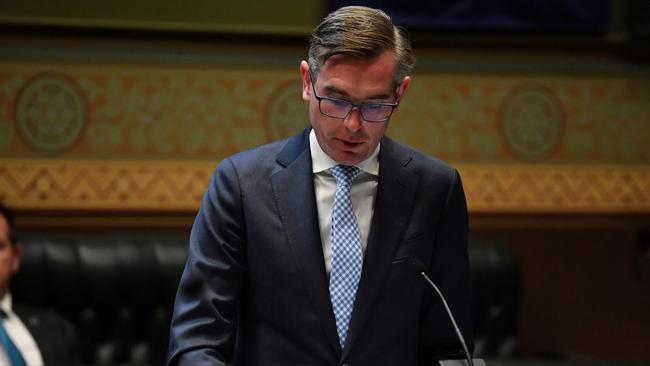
[461,164,650,213]
[1,159,648,214]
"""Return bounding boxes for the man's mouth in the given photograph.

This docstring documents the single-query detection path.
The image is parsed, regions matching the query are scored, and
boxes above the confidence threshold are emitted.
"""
[340,139,363,148]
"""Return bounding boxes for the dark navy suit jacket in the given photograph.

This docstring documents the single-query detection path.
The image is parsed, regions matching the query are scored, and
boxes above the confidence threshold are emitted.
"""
[169,128,473,365]
[14,304,78,365]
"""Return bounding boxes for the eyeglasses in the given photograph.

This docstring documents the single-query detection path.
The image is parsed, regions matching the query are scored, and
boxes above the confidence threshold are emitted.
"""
[309,72,398,123]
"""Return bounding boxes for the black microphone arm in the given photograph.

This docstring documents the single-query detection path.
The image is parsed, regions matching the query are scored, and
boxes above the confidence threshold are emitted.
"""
[406,257,481,366]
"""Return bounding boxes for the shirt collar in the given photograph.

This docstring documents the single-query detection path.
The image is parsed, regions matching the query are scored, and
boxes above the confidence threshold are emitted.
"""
[0,293,12,317]
[309,129,380,176]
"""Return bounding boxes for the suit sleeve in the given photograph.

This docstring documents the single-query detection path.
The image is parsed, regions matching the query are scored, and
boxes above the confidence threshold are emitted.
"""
[419,169,473,362]
[168,158,247,366]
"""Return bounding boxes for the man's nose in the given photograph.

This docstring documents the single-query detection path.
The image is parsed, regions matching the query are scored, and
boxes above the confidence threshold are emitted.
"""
[343,107,363,132]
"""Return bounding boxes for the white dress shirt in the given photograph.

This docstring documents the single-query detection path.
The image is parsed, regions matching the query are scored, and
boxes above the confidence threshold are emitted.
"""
[309,129,380,275]
[0,294,44,366]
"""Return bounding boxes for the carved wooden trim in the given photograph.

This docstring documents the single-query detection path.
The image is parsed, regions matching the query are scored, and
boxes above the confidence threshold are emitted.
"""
[2,160,649,214]
[460,164,650,213]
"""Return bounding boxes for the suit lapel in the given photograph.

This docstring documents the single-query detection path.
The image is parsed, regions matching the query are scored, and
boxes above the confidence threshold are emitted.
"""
[14,306,52,365]
[342,137,420,357]
[270,128,342,356]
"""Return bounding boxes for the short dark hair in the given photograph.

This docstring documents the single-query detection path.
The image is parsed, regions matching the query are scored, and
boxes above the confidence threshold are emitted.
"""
[308,6,416,86]
[0,202,18,246]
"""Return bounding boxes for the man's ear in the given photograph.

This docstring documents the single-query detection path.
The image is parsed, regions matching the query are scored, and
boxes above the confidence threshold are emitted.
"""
[395,75,411,104]
[11,242,22,274]
[300,61,312,102]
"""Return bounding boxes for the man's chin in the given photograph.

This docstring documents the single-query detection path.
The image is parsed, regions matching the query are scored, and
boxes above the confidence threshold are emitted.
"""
[333,151,367,166]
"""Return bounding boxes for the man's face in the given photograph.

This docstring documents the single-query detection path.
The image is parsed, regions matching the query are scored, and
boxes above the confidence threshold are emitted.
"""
[0,215,21,299]
[300,51,410,165]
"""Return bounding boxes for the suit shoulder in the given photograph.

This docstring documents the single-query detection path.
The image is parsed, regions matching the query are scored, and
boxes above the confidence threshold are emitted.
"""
[386,138,458,180]
[215,128,309,178]
[207,139,285,177]
[209,134,298,188]
[228,138,288,168]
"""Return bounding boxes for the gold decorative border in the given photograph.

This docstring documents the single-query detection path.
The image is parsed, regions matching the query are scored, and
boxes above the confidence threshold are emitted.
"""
[0,159,213,211]
[461,164,650,213]
[1,159,649,214]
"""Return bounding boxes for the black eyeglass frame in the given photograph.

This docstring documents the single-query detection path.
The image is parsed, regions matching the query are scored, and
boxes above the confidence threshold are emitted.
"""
[308,71,399,123]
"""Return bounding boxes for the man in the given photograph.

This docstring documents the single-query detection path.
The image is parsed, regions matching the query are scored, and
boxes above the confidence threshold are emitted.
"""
[0,203,78,366]
[169,6,472,365]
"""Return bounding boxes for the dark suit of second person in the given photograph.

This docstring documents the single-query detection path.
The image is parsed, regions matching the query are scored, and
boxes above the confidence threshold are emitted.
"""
[14,304,78,365]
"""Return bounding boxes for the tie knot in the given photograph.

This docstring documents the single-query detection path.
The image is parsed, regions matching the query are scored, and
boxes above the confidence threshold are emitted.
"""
[330,165,361,187]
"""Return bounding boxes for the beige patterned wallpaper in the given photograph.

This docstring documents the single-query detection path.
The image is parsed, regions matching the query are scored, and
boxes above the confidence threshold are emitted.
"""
[1,56,649,214]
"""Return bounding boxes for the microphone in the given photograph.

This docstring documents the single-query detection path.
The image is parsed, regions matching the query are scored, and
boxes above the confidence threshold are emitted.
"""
[406,258,485,366]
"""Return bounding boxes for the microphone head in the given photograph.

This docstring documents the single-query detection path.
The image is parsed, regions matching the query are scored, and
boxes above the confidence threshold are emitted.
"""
[406,257,428,273]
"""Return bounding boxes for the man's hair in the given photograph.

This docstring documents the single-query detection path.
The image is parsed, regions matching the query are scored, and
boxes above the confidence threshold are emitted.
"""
[0,202,17,246]
[308,6,416,86]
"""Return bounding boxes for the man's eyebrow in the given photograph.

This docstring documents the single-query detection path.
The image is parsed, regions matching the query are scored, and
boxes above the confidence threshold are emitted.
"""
[321,85,392,101]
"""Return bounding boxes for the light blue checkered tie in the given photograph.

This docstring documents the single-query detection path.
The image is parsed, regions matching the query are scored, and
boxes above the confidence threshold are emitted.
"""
[329,164,363,348]
[0,312,27,366]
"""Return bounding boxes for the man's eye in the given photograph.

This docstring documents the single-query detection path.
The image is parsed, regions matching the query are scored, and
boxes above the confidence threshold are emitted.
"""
[331,99,350,107]
[365,103,384,110]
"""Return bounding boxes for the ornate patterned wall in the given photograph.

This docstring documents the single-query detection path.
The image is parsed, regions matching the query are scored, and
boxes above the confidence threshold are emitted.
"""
[1,50,649,214]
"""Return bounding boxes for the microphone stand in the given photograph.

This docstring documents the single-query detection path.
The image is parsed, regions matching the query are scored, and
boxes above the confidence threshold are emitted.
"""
[407,258,487,366]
